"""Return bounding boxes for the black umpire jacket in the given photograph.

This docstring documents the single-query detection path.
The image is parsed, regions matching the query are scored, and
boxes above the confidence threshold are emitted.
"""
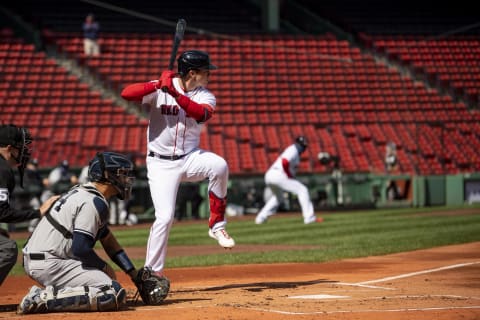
[0,155,40,223]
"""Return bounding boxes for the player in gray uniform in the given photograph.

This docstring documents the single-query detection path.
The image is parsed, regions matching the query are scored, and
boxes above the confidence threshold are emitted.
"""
[18,152,138,314]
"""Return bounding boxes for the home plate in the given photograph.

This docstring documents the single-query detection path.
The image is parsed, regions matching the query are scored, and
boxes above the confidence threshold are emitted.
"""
[289,294,349,299]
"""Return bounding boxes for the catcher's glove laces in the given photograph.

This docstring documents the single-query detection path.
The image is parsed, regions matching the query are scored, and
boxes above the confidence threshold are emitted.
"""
[132,289,141,304]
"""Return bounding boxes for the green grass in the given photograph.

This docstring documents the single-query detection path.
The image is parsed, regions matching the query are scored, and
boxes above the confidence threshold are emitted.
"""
[10,206,480,275]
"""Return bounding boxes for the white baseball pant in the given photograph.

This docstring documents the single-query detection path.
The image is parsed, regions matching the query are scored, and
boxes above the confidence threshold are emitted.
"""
[256,168,315,223]
[145,149,228,273]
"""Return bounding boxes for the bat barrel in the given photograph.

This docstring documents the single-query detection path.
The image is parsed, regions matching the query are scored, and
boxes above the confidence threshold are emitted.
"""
[167,18,187,70]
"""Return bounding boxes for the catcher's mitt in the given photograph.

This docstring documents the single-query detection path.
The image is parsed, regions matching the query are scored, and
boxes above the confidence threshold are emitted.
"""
[133,267,170,305]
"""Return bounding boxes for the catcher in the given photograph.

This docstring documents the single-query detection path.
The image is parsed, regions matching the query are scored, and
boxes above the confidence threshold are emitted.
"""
[18,152,169,314]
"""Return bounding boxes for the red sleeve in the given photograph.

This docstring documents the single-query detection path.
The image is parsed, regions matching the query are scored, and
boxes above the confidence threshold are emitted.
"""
[176,95,213,122]
[281,158,292,178]
[120,81,159,101]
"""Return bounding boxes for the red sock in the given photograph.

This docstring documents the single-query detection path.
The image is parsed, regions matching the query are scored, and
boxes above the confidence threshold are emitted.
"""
[208,192,226,228]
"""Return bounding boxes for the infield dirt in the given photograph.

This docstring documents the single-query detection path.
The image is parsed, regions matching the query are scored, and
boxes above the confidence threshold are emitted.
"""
[1,241,479,320]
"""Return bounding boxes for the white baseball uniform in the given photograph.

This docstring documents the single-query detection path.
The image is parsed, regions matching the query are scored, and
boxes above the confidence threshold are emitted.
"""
[255,144,317,224]
[142,78,229,273]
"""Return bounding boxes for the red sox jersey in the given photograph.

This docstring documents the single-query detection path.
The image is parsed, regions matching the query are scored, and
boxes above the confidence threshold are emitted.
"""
[256,143,316,224]
[269,144,301,177]
[143,78,216,156]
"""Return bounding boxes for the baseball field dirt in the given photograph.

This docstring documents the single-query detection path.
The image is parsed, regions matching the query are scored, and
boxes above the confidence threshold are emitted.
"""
[1,240,479,319]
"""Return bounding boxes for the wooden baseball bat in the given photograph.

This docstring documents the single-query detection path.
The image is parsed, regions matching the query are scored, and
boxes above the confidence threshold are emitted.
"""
[162,18,186,92]
[168,18,187,70]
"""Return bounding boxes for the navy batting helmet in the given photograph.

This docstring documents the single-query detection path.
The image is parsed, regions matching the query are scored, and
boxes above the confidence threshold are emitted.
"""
[294,136,308,153]
[177,50,217,76]
[88,152,135,200]
[0,124,32,187]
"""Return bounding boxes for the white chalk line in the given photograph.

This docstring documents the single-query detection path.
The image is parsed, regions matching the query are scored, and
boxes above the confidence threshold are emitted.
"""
[166,261,480,293]
[330,261,480,290]
[279,261,480,314]
[289,294,350,299]
[363,294,480,301]
[129,261,480,315]
[242,305,480,315]
[336,282,394,290]
[289,294,480,301]
[357,261,480,285]
[83,302,480,314]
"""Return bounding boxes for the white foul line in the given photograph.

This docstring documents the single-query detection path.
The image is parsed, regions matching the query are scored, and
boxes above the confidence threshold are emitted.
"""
[244,305,480,315]
[289,294,349,299]
[336,282,394,290]
[357,261,480,285]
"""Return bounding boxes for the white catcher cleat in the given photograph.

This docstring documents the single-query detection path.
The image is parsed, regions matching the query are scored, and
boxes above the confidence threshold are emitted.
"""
[17,285,46,314]
[209,228,235,249]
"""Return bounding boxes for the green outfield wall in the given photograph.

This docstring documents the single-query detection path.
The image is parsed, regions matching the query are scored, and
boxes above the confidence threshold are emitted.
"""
[185,172,480,218]
[10,169,480,225]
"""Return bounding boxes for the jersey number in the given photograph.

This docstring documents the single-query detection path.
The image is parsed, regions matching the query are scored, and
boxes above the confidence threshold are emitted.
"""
[54,190,79,212]
[0,188,9,203]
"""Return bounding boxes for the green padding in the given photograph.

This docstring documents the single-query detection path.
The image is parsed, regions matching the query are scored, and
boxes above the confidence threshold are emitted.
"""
[425,176,446,206]
[446,175,464,206]
[413,176,425,207]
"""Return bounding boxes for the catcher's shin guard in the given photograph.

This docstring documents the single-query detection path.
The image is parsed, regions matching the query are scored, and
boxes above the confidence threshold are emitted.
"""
[39,283,125,312]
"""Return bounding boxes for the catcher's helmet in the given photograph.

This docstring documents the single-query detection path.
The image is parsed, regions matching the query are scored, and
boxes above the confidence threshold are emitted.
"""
[0,124,32,187]
[177,50,217,76]
[88,152,135,200]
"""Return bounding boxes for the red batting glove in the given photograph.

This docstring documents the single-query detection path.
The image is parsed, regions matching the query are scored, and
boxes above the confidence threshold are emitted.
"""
[160,70,180,98]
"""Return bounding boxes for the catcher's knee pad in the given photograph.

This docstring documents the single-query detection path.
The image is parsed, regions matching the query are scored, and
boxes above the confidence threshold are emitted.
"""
[43,283,125,312]
[43,286,91,312]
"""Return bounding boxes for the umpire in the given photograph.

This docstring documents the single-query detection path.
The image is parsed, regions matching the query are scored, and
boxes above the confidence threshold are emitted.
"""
[0,124,58,286]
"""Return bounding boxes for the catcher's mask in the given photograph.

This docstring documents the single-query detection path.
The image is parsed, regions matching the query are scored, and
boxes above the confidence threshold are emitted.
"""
[294,136,308,154]
[177,50,217,76]
[0,124,32,187]
[88,152,135,200]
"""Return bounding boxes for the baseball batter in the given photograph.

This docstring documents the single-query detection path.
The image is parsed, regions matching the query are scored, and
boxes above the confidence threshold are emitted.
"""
[255,136,323,224]
[18,152,138,314]
[121,50,235,277]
